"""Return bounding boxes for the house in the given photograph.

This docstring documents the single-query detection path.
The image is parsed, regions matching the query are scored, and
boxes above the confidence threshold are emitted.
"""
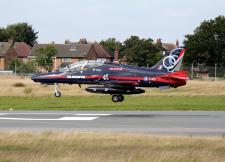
[13,42,32,63]
[0,40,31,71]
[0,41,17,70]
[30,40,113,70]
[0,41,32,71]
[156,38,179,52]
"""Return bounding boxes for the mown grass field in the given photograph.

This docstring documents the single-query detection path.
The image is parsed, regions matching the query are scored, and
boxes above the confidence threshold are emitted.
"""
[0,132,224,162]
[1,96,225,110]
[0,76,225,110]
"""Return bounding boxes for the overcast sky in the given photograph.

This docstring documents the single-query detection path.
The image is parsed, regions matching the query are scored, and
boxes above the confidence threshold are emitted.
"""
[0,0,224,44]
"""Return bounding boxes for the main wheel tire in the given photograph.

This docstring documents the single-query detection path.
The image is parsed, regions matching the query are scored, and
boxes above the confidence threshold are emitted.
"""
[118,95,124,102]
[112,95,119,103]
[54,91,61,97]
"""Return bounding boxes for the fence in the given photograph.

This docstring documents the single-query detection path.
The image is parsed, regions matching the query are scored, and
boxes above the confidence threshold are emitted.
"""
[124,62,225,80]
[184,63,225,80]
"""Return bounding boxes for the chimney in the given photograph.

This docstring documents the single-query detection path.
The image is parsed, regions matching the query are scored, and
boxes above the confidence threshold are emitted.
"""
[65,39,70,44]
[79,38,88,44]
[156,38,162,45]
[176,39,179,47]
[114,47,119,63]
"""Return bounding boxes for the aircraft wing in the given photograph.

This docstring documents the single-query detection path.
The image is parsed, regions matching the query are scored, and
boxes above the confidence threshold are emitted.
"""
[109,80,139,87]
[86,75,140,87]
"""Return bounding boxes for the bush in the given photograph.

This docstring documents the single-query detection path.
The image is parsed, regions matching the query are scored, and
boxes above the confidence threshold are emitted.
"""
[9,59,36,74]
[13,83,26,87]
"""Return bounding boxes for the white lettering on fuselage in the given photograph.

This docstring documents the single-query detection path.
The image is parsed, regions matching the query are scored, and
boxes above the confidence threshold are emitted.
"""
[109,67,123,71]
[93,68,102,72]
[67,75,86,79]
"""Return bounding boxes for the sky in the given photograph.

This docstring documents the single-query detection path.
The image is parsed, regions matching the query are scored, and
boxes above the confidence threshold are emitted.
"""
[0,0,224,44]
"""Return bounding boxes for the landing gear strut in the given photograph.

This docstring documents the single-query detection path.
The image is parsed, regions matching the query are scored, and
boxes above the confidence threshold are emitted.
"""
[54,83,61,97]
[112,94,124,103]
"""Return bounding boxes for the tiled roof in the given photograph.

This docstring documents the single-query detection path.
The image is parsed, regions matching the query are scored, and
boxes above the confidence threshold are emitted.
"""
[0,42,11,56]
[14,42,31,57]
[31,43,112,59]
[92,43,112,58]
[162,43,177,51]
[0,41,31,57]
[31,43,92,58]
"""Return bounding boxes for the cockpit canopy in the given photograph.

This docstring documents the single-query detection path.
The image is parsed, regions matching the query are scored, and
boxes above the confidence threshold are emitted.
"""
[59,60,105,72]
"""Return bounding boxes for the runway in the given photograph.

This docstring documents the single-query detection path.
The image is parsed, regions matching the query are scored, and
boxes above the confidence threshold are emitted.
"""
[0,111,225,136]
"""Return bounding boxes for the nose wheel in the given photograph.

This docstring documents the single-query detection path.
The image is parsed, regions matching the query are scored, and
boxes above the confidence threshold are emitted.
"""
[54,83,61,97]
[112,94,124,103]
[54,91,61,97]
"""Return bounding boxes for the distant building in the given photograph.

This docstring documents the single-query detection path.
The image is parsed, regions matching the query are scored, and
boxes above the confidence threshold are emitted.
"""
[156,38,179,52]
[155,38,180,57]
[14,42,32,63]
[0,40,31,71]
[30,40,113,70]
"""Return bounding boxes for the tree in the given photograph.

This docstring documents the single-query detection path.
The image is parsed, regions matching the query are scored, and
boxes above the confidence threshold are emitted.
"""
[35,45,57,72]
[9,59,36,74]
[100,38,122,55]
[121,36,162,67]
[184,15,225,65]
[18,61,36,73]
[9,59,21,72]
[0,28,9,41]
[6,23,38,46]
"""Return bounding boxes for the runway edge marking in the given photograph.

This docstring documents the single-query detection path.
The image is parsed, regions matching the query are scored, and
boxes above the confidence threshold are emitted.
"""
[0,117,99,121]
[0,113,112,121]
[75,114,112,116]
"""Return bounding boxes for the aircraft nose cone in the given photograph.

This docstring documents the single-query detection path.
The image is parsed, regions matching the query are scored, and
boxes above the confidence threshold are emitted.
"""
[31,71,63,84]
[31,74,40,82]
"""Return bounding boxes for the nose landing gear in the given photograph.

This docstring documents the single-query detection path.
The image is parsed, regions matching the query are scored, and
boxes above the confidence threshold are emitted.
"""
[112,94,124,103]
[54,83,61,97]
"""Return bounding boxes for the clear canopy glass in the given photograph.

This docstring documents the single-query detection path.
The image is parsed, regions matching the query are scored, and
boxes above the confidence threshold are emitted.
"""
[59,60,104,72]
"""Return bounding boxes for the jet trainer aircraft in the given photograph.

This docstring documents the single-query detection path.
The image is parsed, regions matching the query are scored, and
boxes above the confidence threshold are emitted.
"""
[31,47,189,102]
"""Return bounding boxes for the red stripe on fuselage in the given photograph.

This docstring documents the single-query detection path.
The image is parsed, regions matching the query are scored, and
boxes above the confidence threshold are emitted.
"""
[177,49,185,60]
[85,75,144,81]
[44,73,67,79]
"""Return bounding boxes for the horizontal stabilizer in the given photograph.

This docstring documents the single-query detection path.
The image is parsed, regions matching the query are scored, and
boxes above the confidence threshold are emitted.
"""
[167,71,189,80]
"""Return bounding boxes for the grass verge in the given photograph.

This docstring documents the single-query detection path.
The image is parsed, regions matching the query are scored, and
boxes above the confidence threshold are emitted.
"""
[0,96,225,110]
[0,132,225,162]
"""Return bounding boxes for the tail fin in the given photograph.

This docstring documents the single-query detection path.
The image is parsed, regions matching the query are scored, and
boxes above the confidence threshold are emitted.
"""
[151,48,185,72]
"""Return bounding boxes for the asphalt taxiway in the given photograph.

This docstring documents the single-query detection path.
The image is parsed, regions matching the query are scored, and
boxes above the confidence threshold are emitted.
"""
[0,111,225,136]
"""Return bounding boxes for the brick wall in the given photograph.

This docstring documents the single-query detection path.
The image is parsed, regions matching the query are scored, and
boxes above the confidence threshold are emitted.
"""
[0,57,5,71]
[4,47,18,70]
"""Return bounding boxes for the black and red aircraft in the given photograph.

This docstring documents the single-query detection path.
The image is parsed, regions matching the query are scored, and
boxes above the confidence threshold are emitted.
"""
[31,47,189,102]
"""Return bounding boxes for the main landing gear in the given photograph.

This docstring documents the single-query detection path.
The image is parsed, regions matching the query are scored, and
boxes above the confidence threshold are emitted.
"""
[54,83,61,97]
[111,94,124,103]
